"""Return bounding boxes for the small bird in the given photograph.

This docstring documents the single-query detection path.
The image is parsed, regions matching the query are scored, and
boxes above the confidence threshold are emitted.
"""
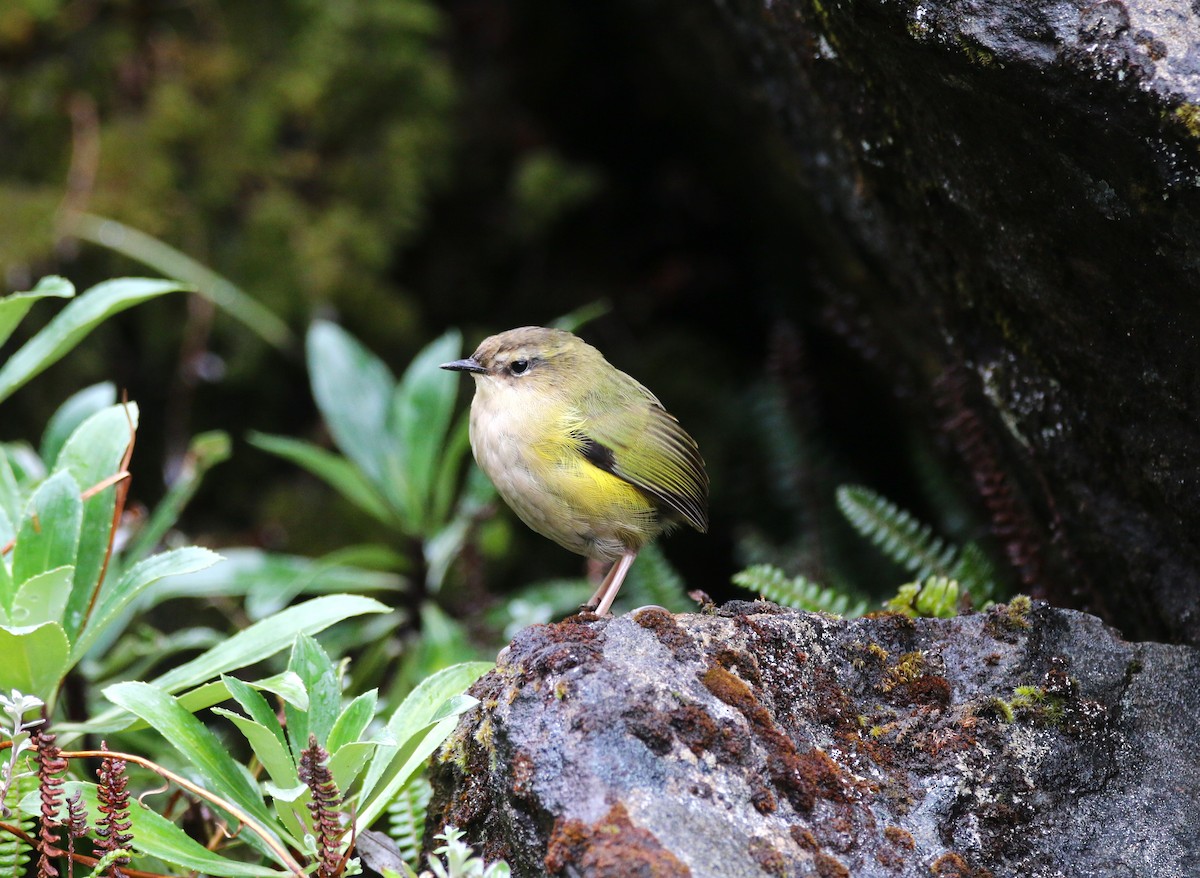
[441,326,708,616]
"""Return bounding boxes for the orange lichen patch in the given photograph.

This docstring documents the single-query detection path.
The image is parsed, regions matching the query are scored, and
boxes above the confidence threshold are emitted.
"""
[748,837,788,877]
[634,607,699,658]
[883,826,915,849]
[701,664,864,815]
[930,852,994,878]
[544,803,691,877]
[814,851,850,878]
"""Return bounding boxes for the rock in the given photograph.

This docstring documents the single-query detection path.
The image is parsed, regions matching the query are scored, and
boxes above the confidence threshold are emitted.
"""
[660,0,1200,643]
[427,602,1200,877]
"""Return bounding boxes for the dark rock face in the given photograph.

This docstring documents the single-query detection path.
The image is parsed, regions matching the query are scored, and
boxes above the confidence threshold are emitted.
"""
[427,603,1200,877]
[687,0,1200,642]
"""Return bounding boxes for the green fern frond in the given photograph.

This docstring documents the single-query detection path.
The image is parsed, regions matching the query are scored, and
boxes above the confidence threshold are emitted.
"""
[387,776,432,873]
[951,542,999,604]
[885,576,960,618]
[836,485,959,578]
[732,564,868,618]
[0,775,35,878]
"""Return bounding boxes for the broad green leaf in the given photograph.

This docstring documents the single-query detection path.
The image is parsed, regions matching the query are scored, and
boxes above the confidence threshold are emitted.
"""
[11,471,82,587]
[0,553,12,612]
[307,320,395,492]
[53,402,138,640]
[79,595,390,734]
[0,277,188,405]
[0,451,22,529]
[213,709,298,789]
[21,782,284,878]
[103,682,288,848]
[113,671,307,733]
[9,565,73,626]
[224,676,290,753]
[284,634,339,757]
[74,547,221,660]
[149,594,389,694]
[387,330,462,530]
[0,276,74,349]
[329,740,376,793]
[39,382,117,468]
[328,690,378,754]
[431,415,474,530]
[247,432,394,525]
[0,621,70,698]
[358,661,491,813]
[356,711,470,832]
[155,547,403,619]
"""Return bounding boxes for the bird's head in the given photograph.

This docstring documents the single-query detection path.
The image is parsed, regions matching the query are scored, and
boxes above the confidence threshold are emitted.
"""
[440,326,592,399]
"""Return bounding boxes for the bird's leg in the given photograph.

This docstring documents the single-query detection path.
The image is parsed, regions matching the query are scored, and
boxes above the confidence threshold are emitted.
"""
[593,551,637,616]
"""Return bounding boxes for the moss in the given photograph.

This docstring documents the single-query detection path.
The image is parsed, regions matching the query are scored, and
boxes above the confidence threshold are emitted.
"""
[813,851,850,878]
[544,803,691,877]
[930,851,994,877]
[748,837,788,877]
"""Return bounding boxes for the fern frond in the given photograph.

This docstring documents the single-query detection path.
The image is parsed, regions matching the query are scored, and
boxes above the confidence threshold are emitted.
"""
[386,776,431,873]
[0,775,35,878]
[732,564,868,618]
[836,485,958,579]
[951,542,998,604]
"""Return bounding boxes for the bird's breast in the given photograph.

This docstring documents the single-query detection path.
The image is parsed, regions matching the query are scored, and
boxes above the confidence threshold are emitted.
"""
[468,392,659,561]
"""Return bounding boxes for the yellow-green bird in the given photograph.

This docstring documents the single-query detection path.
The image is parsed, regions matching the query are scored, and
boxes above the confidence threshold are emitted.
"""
[441,326,708,615]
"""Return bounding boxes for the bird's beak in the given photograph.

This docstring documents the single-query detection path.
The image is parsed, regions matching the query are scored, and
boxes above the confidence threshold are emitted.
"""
[440,357,487,374]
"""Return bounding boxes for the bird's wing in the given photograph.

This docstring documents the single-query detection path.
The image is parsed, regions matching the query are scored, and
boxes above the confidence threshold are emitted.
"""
[574,382,708,533]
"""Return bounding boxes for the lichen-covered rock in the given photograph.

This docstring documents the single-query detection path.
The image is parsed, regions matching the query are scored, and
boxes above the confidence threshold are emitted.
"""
[682,0,1200,643]
[427,602,1200,877]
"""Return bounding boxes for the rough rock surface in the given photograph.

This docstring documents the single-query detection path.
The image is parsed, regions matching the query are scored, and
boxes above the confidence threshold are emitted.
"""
[671,0,1200,643]
[428,602,1200,877]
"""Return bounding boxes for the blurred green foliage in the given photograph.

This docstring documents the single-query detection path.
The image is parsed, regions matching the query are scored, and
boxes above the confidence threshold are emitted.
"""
[2,0,453,341]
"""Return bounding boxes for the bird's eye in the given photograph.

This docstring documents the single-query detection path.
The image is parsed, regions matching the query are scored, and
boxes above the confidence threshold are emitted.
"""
[509,359,530,375]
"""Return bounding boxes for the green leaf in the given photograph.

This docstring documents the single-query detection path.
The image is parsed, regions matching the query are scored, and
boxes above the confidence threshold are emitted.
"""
[138,547,403,617]
[52,402,139,640]
[328,690,378,754]
[284,633,339,757]
[0,276,74,349]
[224,676,290,753]
[356,712,469,833]
[70,214,292,348]
[76,595,389,735]
[213,709,298,789]
[0,449,22,531]
[11,471,82,588]
[328,740,376,793]
[0,622,70,699]
[23,782,284,878]
[39,382,117,468]
[0,277,188,405]
[357,662,491,828]
[247,432,394,525]
[307,321,396,495]
[103,682,286,845]
[387,330,462,530]
[149,594,389,694]
[8,566,74,627]
[122,430,231,565]
[74,547,222,660]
